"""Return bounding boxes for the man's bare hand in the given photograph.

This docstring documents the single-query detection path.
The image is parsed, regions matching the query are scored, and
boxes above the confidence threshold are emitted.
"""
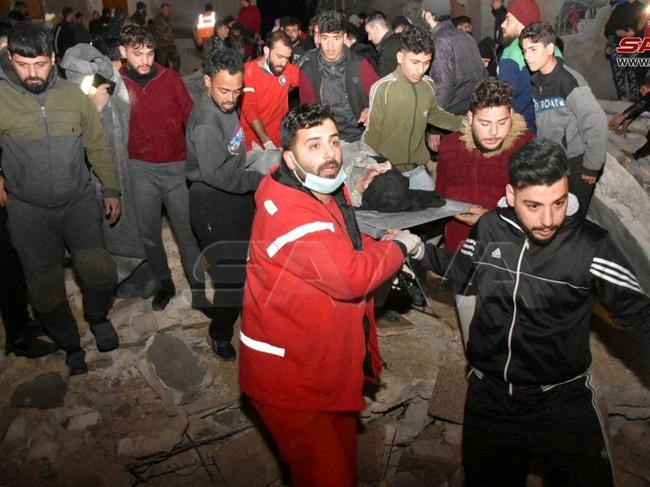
[581,174,597,186]
[355,161,392,193]
[0,176,8,207]
[454,206,488,226]
[103,197,121,225]
[427,134,441,152]
[358,108,369,125]
[608,113,627,131]
[90,83,110,113]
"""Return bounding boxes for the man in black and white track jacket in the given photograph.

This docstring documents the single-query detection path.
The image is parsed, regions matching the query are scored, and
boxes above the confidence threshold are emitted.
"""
[405,138,650,487]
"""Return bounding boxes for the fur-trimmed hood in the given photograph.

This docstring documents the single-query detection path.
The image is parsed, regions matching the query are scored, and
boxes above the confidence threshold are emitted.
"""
[459,111,528,158]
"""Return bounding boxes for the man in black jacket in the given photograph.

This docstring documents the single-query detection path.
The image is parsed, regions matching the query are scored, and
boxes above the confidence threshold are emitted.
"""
[54,7,76,60]
[364,10,401,77]
[394,139,650,486]
[421,0,486,113]
[608,73,650,158]
[186,48,263,361]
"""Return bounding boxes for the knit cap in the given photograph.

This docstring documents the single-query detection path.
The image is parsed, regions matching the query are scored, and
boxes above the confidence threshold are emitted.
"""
[507,0,541,27]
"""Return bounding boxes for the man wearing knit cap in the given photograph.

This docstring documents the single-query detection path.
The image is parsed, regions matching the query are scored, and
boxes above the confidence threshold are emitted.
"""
[498,0,540,129]
[421,0,486,113]
[498,0,558,133]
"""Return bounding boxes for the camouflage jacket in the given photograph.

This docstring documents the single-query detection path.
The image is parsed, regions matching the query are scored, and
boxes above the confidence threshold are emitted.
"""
[151,13,175,47]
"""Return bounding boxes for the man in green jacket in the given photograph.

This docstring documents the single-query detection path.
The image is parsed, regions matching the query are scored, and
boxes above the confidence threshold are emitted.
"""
[0,24,121,375]
[362,24,464,190]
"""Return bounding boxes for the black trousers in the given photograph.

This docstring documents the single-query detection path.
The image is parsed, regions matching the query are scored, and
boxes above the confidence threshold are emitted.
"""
[189,183,255,342]
[6,187,116,352]
[463,369,614,487]
[568,155,596,217]
[0,205,31,345]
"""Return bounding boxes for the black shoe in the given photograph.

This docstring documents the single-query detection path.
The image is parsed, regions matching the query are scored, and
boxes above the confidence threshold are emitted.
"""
[5,337,58,358]
[90,320,119,352]
[22,319,46,339]
[210,338,236,361]
[376,308,401,322]
[397,271,426,307]
[152,278,176,311]
[65,350,88,376]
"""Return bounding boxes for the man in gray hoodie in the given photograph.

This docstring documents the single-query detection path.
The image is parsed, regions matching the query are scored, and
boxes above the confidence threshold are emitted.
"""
[186,47,263,361]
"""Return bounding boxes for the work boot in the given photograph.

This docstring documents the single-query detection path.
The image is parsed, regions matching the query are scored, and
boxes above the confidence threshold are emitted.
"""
[152,278,175,311]
[89,320,119,352]
[65,349,88,376]
[5,336,58,358]
[397,271,426,307]
[209,337,236,361]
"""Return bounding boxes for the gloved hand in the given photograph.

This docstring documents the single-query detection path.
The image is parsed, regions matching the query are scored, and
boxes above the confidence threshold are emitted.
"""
[263,140,277,150]
[391,230,425,260]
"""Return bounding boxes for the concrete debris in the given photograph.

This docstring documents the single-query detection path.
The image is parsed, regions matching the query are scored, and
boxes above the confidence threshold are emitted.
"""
[212,428,282,487]
[427,365,468,424]
[11,372,68,409]
[67,410,101,431]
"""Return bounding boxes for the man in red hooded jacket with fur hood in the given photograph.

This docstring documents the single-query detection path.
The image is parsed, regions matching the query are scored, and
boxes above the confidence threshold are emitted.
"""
[437,78,534,251]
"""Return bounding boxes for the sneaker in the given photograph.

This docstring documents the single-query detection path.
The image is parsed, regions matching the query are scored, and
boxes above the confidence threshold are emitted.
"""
[397,271,426,307]
[152,278,176,311]
[65,349,88,376]
[209,337,236,361]
[90,320,119,352]
[5,337,58,358]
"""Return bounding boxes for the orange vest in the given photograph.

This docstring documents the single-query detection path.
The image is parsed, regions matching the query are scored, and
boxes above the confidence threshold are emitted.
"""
[196,11,216,42]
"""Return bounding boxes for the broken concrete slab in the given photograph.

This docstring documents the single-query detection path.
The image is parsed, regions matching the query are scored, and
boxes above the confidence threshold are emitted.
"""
[358,417,390,482]
[138,332,209,405]
[116,410,188,458]
[589,155,650,292]
[212,428,282,487]
[67,411,100,431]
[427,365,468,424]
[11,372,67,409]
[395,400,430,444]
[3,415,26,444]
[27,438,59,463]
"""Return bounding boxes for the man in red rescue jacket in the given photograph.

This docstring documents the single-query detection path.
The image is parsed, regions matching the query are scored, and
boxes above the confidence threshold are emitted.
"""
[239,104,422,486]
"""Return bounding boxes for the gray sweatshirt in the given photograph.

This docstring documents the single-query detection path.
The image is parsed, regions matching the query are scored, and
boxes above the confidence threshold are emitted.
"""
[186,93,263,193]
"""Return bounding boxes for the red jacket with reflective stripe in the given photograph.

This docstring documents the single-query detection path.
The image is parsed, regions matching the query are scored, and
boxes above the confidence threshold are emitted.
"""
[240,167,405,412]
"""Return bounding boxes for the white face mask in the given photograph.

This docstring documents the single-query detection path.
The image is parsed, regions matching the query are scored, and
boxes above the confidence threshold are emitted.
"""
[289,153,346,194]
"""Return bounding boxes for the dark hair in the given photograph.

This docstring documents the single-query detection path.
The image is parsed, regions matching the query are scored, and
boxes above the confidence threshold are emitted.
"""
[136,2,146,9]
[92,35,122,61]
[317,10,346,34]
[391,16,412,31]
[203,47,243,77]
[509,139,569,188]
[643,72,650,88]
[366,11,388,27]
[205,3,214,11]
[520,21,556,46]
[14,1,26,7]
[280,16,301,29]
[470,78,513,113]
[223,15,235,25]
[345,22,359,40]
[281,104,334,150]
[0,21,13,40]
[102,7,111,16]
[400,24,434,55]
[120,24,155,49]
[265,30,292,50]
[8,23,52,57]
[452,15,471,27]
[161,3,170,8]
[62,7,74,18]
